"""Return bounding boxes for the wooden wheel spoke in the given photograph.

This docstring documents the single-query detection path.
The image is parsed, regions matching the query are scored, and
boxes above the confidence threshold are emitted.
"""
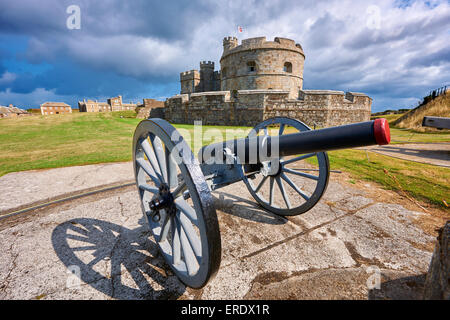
[171,217,181,265]
[283,168,319,181]
[282,153,316,165]
[136,158,161,187]
[141,138,164,183]
[166,146,179,189]
[281,173,310,201]
[275,176,292,209]
[138,183,158,194]
[159,214,171,242]
[150,134,168,183]
[269,177,275,205]
[177,217,200,276]
[175,198,198,223]
[254,175,268,194]
[172,181,186,199]
[279,123,285,136]
[177,212,202,257]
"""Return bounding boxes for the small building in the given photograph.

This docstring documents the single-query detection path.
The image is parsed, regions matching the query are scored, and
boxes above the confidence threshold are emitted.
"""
[78,95,137,113]
[40,102,72,115]
[0,105,31,118]
[78,100,110,112]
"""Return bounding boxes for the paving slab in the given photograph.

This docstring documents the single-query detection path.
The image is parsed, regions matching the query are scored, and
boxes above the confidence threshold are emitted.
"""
[0,162,134,212]
[0,164,441,300]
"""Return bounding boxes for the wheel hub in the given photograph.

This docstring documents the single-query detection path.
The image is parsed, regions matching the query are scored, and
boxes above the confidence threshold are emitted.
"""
[148,183,176,222]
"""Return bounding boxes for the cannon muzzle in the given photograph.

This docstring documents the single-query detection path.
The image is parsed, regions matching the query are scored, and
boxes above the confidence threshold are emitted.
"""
[199,118,390,164]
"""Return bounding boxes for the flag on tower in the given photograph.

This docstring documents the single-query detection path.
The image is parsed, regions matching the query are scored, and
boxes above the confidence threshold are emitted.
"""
[238,26,243,33]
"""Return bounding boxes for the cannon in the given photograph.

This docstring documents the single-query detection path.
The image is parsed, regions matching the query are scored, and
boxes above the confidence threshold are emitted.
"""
[132,117,391,288]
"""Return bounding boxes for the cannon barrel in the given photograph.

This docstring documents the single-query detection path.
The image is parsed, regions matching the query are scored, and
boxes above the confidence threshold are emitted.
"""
[199,118,390,164]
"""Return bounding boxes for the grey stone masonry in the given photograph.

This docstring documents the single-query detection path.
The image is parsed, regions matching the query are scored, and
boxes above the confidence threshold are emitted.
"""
[166,36,372,127]
[164,89,371,127]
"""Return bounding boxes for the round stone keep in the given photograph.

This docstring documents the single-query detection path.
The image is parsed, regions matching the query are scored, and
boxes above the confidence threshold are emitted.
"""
[220,36,305,99]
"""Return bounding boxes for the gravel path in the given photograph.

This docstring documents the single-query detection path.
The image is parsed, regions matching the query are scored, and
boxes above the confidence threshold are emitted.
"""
[364,143,450,167]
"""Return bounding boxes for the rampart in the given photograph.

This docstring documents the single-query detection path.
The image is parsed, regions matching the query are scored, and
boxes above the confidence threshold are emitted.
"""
[165,90,371,127]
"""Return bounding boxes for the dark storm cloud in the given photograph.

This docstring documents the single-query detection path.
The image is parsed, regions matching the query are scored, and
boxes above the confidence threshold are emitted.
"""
[0,0,449,111]
[407,46,450,67]
[0,0,216,40]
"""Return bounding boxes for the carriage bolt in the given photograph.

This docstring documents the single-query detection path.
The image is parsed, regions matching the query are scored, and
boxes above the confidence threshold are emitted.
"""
[148,210,161,223]
[183,190,191,200]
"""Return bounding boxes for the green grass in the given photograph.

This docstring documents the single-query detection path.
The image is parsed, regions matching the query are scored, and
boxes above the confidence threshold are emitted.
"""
[326,149,450,209]
[1,112,449,209]
[371,113,405,124]
[0,112,141,176]
[0,112,250,177]
[389,127,450,144]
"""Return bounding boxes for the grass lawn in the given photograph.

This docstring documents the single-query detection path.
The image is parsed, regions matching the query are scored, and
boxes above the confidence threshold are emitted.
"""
[1,112,449,209]
[0,112,249,177]
[327,149,449,208]
[0,112,141,176]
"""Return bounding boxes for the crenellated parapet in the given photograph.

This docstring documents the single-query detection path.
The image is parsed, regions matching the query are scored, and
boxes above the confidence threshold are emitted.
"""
[223,36,238,52]
[222,36,305,59]
[180,70,200,81]
[200,61,215,69]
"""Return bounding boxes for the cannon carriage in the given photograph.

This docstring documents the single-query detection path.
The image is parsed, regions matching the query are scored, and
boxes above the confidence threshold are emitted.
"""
[132,117,390,288]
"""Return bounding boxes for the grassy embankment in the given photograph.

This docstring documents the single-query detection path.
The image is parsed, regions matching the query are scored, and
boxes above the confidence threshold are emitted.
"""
[0,111,448,209]
[393,93,450,132]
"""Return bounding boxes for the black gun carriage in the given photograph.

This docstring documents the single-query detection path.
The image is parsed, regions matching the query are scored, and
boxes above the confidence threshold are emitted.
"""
[132,116,390,288]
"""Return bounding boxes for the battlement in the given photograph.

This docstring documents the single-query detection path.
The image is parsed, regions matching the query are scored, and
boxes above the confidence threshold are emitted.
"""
[223,36,238,52]
[223,36,238,43]
[200,61,215,68]
[274,37,295,46]
[222,36,304,58]
[299,90,371,105]
[180,70,200,81]
[241,37,267,47]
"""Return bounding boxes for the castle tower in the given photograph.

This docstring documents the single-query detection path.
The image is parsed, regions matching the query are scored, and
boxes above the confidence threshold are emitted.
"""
[199,61,215,92]
[223,37,238,53]
[220,36,306,99]
[180,70,200,94]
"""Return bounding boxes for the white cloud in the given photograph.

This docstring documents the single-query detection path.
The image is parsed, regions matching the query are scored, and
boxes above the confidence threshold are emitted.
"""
[2,0,449,111]
[0,88,77,107]
[0,72,17,85]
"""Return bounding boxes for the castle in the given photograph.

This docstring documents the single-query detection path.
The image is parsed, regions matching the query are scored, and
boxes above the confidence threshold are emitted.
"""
[165,36,372,127]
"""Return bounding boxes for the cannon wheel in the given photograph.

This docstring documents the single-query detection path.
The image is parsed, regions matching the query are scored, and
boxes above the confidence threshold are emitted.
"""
[133,118,221,288]
[243,117,330,216]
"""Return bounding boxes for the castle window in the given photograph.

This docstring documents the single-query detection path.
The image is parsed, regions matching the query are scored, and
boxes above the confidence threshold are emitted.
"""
[284,62,292,73]
[222,67,227,78]
[247,61,256,73]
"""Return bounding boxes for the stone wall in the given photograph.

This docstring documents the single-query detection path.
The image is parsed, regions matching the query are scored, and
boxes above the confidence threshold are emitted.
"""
[164,90,371,127]
[136,99,165,119]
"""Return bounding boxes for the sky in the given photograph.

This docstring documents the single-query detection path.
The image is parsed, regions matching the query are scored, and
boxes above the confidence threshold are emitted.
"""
[0,0,449,112]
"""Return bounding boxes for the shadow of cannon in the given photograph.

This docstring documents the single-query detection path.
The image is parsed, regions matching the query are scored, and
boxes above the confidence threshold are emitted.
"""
[51,217,186,299]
